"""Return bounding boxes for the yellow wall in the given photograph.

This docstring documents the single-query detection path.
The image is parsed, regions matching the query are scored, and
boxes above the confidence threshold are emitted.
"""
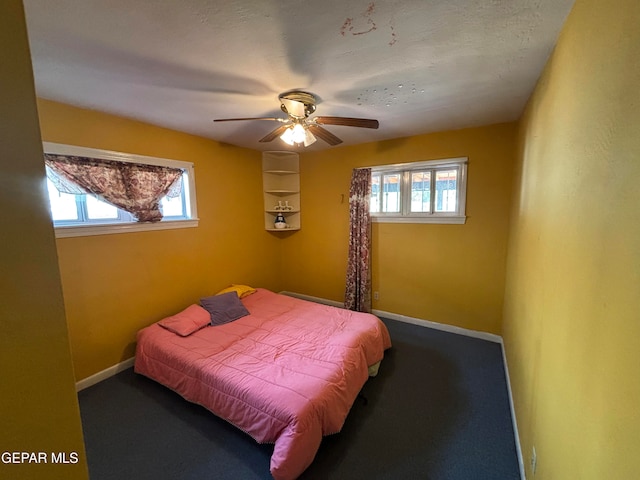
[37,99,282,380]
[503,0,640,477]
[0,1,87,478]
[284,123,516,335]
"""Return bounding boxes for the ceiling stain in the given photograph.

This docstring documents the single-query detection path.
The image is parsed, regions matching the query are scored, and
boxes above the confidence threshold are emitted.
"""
[340,3,397,47]
[388,24,397,46]
[340,3,378,37]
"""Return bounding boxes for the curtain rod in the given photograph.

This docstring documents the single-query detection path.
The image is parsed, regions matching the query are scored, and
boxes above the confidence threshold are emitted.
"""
[354,157,468,171]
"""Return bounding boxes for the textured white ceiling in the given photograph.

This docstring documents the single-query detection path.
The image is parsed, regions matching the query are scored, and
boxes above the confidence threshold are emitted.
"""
[23,0,574,151]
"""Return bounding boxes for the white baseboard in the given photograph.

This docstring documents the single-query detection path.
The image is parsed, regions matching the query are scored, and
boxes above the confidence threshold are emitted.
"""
[280,290,502,343]
[281,289,524,479]
[75,357,135,392]
[501,342,526,479]
[371,309,503,343]
[281,291,345,308]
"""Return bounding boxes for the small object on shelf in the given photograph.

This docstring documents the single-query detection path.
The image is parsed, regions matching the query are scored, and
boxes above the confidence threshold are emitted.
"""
[284,200,292,211]
[274,212,287,229]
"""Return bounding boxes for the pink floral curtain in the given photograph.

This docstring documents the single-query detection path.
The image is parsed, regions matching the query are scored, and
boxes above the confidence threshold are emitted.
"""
[45,154,183,223]
[344,168,372,312]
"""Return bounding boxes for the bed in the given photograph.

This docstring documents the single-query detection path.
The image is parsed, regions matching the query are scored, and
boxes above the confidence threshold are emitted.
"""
[134,288,392,480]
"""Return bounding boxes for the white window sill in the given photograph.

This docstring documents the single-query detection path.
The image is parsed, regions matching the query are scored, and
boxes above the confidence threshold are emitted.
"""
[371,215,466,225]
[54,219,199,238]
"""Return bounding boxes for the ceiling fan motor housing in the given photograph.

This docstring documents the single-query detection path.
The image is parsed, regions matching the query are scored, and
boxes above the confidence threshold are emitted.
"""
[279,91,317,118]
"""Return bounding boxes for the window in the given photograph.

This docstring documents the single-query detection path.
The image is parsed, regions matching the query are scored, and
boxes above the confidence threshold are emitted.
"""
[370,157,467,224]
[44,142,198,238]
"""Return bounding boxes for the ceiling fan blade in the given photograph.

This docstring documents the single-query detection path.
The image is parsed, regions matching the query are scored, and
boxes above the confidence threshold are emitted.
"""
[213,117,282,122]
[307,124,343,146]
[259,125,290,143]
[314,116,379,129]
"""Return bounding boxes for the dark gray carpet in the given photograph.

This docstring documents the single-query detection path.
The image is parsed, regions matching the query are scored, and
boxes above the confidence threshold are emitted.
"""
[78,319,521,479]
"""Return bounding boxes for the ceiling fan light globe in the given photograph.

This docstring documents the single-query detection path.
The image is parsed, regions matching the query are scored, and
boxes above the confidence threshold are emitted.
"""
[291,124,307,144]
[303,129,316,146]
[280,127,295,146]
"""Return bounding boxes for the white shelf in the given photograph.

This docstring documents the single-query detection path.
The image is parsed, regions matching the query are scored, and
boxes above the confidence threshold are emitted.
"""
[264,170,298,175]
[266,227,300,232]
[265,189,298,194]
[263,152,300,232]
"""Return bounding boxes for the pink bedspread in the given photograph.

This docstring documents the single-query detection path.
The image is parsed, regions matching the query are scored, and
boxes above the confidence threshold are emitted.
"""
[135,288,391,479]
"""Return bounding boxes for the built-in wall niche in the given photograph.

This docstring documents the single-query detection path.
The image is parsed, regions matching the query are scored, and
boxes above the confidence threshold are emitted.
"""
[262,151,300,232]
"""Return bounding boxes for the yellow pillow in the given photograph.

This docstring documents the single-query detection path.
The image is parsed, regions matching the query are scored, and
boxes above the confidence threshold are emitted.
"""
[216,284,257,299]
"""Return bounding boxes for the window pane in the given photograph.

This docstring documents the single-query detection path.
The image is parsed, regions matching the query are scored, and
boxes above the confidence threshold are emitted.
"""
[181,172,192,217]
[370,174,381,213]
[410,171,431,212]
[86,195,118,220]
[435,169,458,212]
[47,179,79,221]
[382,174,401,213]
[161,194,184,217]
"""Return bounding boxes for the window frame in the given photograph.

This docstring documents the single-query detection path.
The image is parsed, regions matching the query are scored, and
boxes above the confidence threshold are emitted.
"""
[370,157,468,224]
[43,142,199,238]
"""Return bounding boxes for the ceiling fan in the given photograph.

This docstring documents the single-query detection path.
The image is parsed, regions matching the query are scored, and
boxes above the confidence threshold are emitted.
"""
[213,91,379,147]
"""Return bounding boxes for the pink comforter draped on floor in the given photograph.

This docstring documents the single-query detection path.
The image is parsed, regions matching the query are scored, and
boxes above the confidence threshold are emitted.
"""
[135,289,391,480]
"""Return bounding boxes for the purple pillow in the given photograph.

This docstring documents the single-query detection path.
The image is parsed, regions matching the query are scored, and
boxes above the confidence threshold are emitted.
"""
[200,291,250,326]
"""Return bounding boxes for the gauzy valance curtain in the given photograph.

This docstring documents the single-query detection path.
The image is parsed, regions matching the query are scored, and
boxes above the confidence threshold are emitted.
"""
[344,168,372,313]
[44,154,183,223]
